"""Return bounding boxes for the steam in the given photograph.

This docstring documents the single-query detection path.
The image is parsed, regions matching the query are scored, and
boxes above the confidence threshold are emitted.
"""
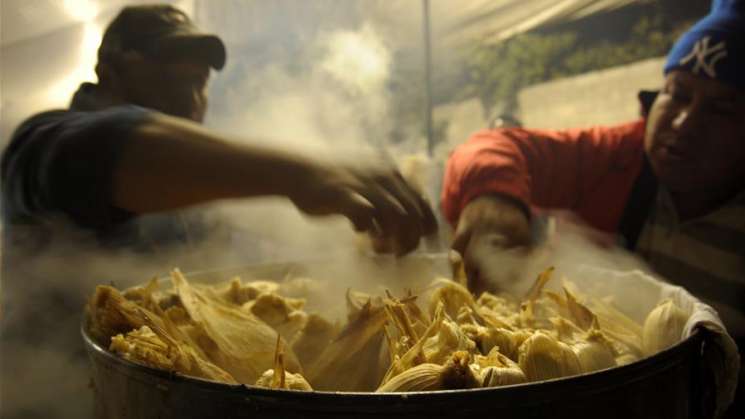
[199,21,419,265]
[469,213,656,322]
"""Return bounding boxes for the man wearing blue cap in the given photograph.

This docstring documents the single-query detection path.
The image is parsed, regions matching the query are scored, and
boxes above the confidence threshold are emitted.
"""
[443,0,744,415]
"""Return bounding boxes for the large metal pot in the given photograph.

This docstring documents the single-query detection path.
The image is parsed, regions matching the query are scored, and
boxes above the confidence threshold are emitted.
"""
[82,257,717,419]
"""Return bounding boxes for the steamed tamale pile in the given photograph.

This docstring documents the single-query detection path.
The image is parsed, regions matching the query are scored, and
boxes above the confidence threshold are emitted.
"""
[86,267,690,392]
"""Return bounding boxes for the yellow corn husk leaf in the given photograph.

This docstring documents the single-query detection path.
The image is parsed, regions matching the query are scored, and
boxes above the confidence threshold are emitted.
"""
[422,317,476,365]
[243,292,308,341]
[476,292,520,317]
[254,336,313,391]
[122,277,162,313]
[480,365,527,387]
[88,285,202,358]
[518,331,582,381]
[400,291,431,338]
[172,269,301,384]
[110,326,174,370]
[306,300,388,391]
[587,298,643,338]
[475,347,527,386]
[549,316,584,343]
[464,324,530,362]
[494,328,532,361]
[381,303,446,385]
[384,296,422,350]
[87,285,155,345]
[346,289,384,322]
[561,280,644,351]
[460,324,488,353]
[428,278,479,322]
[255,369,313,391]
[290,313,338,368]
[571,326,618,374]
[523,267,556,302]
[475,347,518,369]
[110,325,237,384]
[439,351,481,389]
[278,277,327,300]
[456,305,481,326]
[376,363,444,392]
[378,351,480,393]
[615,353,641,366]
[215,277,278,305]
[642,299,689,355]
[563,286,596,330]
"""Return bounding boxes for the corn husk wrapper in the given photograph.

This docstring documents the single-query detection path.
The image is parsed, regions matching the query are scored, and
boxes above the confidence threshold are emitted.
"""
[615,353,641,366]
[477,292,520,317]
[380,303,447,385]
[376,351,480,392]
[110,326,236,383]
[290,314,338,368]
[428,278,479,321]
[474,347,526,387]
[243,292,308,341]
[473,326,530,362]
[571,328,617,373]
[306,300,388,391]
[480,365,527,387]
[172,270,301,384]
[518,331,582,381]
[217,278,279,305]
[254,337,313,391]
[255,369,313,391]
[122,278,163,313]
[89,286,236,383]
[422,318,476,365]
[642,299,689,355]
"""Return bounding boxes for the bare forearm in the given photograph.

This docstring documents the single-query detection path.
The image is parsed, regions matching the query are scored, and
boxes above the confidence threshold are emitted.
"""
[112,114,310,213]
[453,195,532,251]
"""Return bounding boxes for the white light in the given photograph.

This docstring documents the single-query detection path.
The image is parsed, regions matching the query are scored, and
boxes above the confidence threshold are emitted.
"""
[46,23,102,106]
[62,0,99,22]
[321,24,391,95]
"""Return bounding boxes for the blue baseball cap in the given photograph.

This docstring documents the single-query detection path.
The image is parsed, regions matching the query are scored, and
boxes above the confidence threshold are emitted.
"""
[664,0,745,89]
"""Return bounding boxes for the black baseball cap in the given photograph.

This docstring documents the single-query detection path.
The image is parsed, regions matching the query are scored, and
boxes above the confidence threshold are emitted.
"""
[98,4,226,70]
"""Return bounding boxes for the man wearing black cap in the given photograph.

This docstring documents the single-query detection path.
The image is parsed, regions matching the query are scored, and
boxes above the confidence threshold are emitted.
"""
[2,3,435,256]
[0,5,435,418]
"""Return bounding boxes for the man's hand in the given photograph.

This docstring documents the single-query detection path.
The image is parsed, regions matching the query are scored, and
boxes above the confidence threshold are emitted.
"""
[452,195,532,294]
[289,162,438,256]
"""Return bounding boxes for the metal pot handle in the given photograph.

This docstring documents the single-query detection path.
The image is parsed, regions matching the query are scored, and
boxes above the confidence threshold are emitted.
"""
[692,327,724,419]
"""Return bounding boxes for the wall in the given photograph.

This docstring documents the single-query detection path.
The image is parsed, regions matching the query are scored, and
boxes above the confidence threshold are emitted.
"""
[518,57,665,129]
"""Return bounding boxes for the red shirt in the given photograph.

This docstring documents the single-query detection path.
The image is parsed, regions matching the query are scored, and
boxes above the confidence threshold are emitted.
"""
[441,120,647,233]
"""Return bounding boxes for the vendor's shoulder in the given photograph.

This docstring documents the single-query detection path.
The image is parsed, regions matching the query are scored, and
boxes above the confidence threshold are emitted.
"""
[10,109,75,139]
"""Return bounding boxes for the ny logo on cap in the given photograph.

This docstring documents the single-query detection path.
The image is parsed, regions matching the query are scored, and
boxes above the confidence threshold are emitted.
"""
[679,36,728,77]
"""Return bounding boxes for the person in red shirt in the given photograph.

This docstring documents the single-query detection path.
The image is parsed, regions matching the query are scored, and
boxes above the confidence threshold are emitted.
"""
[443,1,745,415]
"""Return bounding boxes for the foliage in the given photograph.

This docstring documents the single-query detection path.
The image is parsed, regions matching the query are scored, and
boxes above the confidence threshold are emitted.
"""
[463,13,693,115]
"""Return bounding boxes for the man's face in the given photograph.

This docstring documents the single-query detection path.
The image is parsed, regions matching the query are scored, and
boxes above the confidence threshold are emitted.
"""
[117,55,211,122]
[645,71,745,196]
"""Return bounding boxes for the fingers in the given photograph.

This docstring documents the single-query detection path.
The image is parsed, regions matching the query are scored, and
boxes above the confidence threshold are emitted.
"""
[337,191,377,232]
[374,176,425,255]
[370,172,439,256]
[292,163,437,256]
[340,169,437,256]
[451,218,473,256]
